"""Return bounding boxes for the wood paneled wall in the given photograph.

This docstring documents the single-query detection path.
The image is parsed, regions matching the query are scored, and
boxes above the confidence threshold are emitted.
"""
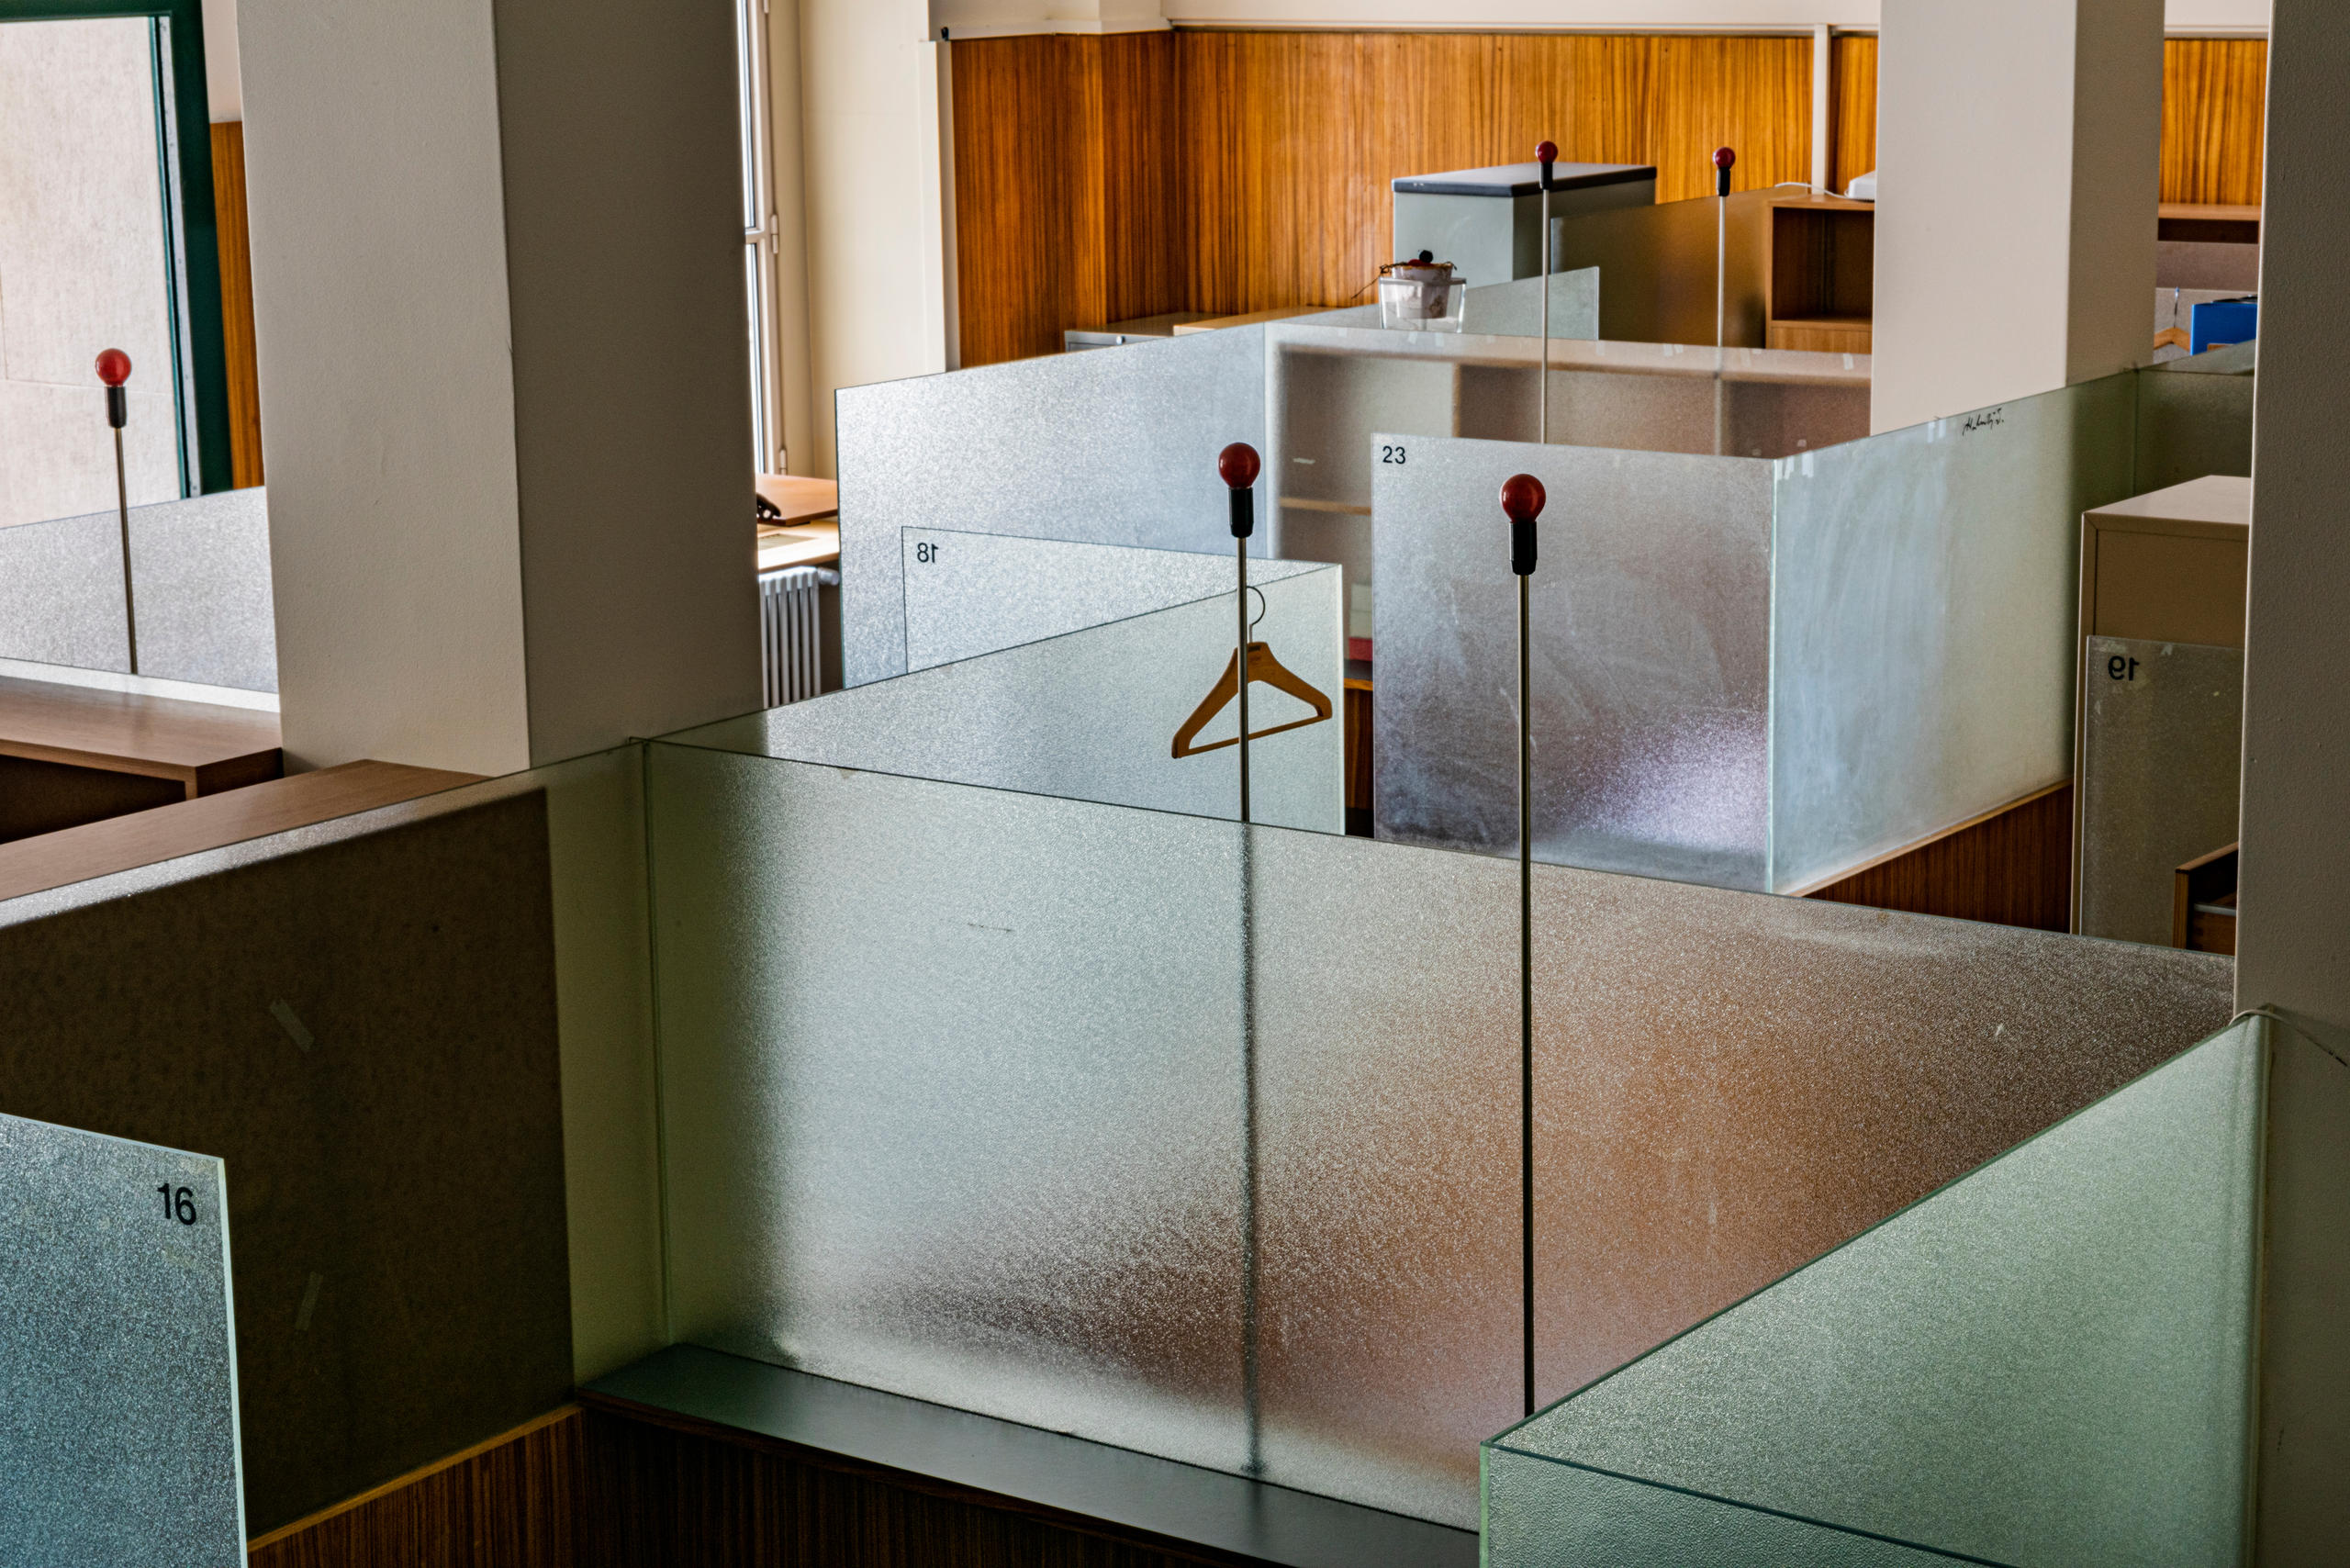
[954,28,2272,370]
[1828,32,1876,194]
[955,29,1815,365]
[210,120,265,488]
[2164,37,2267,205]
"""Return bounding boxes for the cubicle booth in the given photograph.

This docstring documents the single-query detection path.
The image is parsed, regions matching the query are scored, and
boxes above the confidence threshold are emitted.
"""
[0,254,2268,1561]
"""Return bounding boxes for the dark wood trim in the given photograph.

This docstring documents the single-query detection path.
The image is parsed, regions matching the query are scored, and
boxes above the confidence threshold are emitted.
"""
[1800,781,2074,933]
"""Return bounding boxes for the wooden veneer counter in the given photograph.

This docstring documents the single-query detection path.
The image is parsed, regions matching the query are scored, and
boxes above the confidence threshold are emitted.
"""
[755,473,839,526]
[0,675,282,797]
[0,759,481,905]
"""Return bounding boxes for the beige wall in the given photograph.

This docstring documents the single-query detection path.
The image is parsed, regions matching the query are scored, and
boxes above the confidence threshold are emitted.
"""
[1870,0,2163,433]
[0,19,182,531]
[792,0,957,478]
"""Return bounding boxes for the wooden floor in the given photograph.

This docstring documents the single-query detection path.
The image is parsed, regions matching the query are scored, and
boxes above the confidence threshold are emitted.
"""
[250,1404,1275,1568]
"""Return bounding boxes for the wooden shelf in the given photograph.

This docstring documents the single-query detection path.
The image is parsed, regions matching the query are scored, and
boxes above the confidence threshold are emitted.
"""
[1764,196,1874,356]
[0,676,281,797]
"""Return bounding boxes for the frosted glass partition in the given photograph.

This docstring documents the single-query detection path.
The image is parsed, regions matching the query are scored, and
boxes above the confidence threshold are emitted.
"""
[1372,436,1773,888]
[901,530,1324,672]
[643,730,2232,1530]
[667,567,1346,833]
[835,326,1271,686]
[2078,636,2244,945]
[0,487,274,691]
[1371,368,2246,895]
[2134,351,2255,493]
[2,1110,245,1563]
[1274,329,1869,608]
[649,745,1253,1474]
[1298,266,1601,339]
[1484,1014,2266,1568]
[1770,375,2139,892]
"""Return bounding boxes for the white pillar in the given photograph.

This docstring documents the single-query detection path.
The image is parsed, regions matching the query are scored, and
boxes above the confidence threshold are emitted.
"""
[1869,0,2164,433]
[241,0,760,775]
[798,0,959,478]
[2240,3,2350,1557]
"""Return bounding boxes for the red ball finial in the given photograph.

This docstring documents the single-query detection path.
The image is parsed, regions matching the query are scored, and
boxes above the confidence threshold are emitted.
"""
[95,349,132,387]
[1713,146,1736,171]
[1500,474,1546,522]
[1217,442,1260,490]
[1535,140,1557,164]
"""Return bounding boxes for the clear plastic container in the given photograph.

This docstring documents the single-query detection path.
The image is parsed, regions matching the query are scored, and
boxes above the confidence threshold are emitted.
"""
[1378,260,1465,331]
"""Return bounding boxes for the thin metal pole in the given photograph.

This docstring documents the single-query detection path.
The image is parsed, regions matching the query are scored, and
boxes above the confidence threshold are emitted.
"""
[115,426,139,676]
[1237,537,1251,823]
[1539,187,1551,445]
[1518,569,1534,1418]
[1714,189,1728,458]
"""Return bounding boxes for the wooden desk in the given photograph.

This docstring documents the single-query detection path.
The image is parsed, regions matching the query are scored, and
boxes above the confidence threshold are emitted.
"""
[0,676,281,798]
[757,521,840,573]
[0,760,479,905]
[755,474,840,527]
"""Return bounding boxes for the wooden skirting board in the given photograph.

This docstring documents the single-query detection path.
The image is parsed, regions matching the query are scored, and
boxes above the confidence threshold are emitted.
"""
[1797,781,2075,934]
[246,1400,1277,1568]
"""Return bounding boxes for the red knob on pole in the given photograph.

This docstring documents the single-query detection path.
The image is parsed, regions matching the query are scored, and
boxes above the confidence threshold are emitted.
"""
[1503,473,1544,577]
[1500,474,1546,522]
[1219,442,1260,539]
[1217,442,1260,490]
[1534,140,1557,164]
[96,348,131,430]
[1713,145,1736,197]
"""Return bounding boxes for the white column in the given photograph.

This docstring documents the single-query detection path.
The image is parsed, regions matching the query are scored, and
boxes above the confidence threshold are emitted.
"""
[2241,3,2350,1556]
[241,0,760,775]
[798,0,959,477]
[1869,0,2164,433]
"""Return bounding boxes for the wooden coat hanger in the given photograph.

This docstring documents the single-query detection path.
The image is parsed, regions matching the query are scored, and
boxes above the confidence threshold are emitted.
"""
[1172,639,1333,758]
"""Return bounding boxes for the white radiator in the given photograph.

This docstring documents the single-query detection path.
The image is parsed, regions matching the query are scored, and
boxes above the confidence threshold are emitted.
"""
[760,566,836,707]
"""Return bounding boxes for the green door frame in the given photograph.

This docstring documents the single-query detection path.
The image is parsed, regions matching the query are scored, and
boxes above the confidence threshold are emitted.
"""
[1,0,233,494]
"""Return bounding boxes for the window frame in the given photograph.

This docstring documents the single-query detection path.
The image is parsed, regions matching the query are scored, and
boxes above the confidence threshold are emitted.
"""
[0,0,232,495]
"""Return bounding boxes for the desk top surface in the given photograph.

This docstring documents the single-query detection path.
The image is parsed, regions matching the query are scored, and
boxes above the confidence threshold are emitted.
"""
[2087,474,2251,532]
[756,474,840,527]
[0,676,281,776]
[0,759,479,906]
[1393,161,1655,197]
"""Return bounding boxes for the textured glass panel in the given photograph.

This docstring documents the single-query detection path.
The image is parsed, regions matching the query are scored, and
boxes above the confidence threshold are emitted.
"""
[1483,1449,1958,1568]
[1770,375,2140,893]
[2078,636,2244,946]
[1,1112,244,1564]
[669,568,1345,832]
[836,326,1270,686]
[1490,1017,2264,1568]
[1372,434,1773,889]
[647,744,1248,1473]
[1248,828,2231,1529]
[1298,267,1601,339]
[901,530,1323,672]
[2132,360,2255,494]
[0,488,275,690]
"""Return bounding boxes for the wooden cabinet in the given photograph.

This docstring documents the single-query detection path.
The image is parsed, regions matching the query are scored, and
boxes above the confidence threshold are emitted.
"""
[1764,196,1874,354]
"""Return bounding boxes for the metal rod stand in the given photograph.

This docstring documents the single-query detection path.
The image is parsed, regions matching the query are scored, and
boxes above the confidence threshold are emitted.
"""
[115,426,139,676]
